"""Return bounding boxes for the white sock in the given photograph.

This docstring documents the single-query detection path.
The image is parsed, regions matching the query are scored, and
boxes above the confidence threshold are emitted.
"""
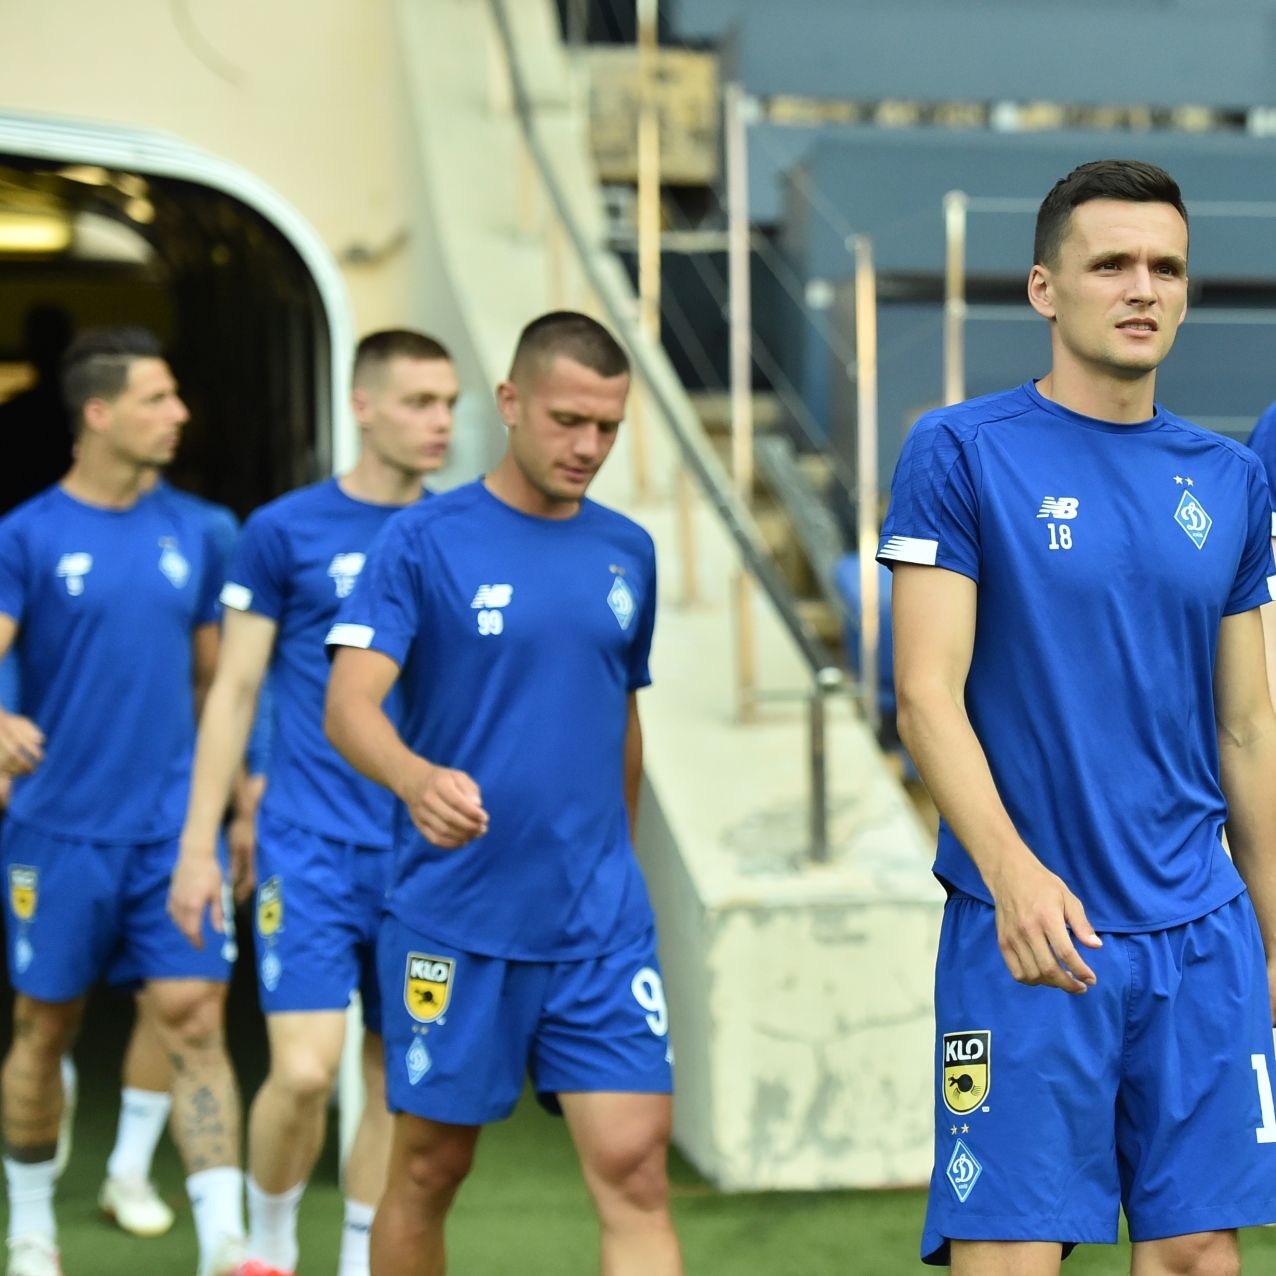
[247,1175,304,1271]
[106,1087,172,1182]
[337,1198,375,1276]
[186,1166,245,1271]
[58,1057,77,1111]
[4,1157,57,1244]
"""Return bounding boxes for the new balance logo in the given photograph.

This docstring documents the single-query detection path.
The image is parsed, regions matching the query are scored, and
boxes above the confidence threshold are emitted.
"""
[1036,497,1079,520]
[471,584,513,609]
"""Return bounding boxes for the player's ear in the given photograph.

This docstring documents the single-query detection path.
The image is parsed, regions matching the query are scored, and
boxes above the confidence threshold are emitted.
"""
[81,396,112,436]
[350,385,370,422]
[495,380,519,429]
[1027,264,1056,320]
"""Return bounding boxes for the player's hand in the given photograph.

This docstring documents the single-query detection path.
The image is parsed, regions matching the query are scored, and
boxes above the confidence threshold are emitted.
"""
[986,852,1102,994]
[227,816,257,904]
[0,710,44,777]
[398,757,489,849]
[168,843,227,950]
[228,773,265,904]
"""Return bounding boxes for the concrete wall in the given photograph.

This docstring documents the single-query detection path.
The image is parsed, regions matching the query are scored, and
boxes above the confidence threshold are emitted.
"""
[0,1,414,323]
[0,0,503,486]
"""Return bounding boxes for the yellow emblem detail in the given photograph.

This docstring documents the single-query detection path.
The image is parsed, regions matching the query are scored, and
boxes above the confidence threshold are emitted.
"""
[405,952,454,1024]
[942,1030,990,1115]
[257,877,283,937]
[8,866,36,922]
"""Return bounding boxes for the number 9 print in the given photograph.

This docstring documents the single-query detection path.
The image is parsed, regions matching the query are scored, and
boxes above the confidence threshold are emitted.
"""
[631,966,669,1036]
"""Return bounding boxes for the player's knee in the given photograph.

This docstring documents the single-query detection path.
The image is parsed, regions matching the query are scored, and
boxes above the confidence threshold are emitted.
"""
[7,999,75,1063]
[399,1134,475,1203]
[269,1046,338,1107]
[1151,1232,1239,1276]
[146,981,227,1051]
[586,1132,670,1213]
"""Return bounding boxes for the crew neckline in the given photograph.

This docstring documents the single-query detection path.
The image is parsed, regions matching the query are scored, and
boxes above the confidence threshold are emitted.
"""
[476,477,593,526]
[1023,380,1165,436]
[332,475,427,511]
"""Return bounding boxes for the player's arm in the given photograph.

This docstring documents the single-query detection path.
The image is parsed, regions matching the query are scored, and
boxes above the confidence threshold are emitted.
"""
[1261,533,1276,713]
[169,608,277,947]
[1215,607,1276,1017]
[325,646,488,849]
[624,691,642,842]
[0,614,43,777]
[893,563,1100,993]
[192,620,219,718]
[226,768,267,899]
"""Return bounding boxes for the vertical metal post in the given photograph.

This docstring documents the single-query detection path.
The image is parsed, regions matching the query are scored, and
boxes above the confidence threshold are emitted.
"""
[565,0,589,48]
[636,0,695,598]
[943,190,968,406]
[853,234,881,736]
[809,684,829,863]
[546,210,566,308]
[636,0,661,342]
[726,83,754,501]
[726,81,756,719]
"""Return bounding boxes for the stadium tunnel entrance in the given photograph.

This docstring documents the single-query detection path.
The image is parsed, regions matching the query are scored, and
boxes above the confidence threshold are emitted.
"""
[0,115,355,1123]
[0,113,353,519]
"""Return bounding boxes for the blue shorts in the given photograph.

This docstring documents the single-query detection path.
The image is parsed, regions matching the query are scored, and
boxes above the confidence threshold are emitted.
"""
[924,891,1276,1264]
[253,811,388,1032]
[379,914,674,1125]
[1,817,234,1001]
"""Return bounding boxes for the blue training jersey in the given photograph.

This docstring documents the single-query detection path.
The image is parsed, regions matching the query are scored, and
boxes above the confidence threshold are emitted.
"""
[878,381,1274,932]
[1246,399,1276,538]
[0,481,252,746]
[0,484,222,842]
[222,478,421,847]
[159,481,240,576]
[159,481,273,775]
[326,480,658,961]
[0,652,16,715]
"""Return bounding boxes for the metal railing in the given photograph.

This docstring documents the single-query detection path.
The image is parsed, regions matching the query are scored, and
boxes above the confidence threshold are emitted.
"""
[488,0,847,860]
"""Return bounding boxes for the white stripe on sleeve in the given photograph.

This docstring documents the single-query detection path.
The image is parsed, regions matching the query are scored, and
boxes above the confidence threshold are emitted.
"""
[325,622,375,649]
[219,582,253,611]
[877,535,939,566]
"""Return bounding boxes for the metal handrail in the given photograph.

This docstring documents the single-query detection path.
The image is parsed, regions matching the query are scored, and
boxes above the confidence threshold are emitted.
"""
[488,0,846,858]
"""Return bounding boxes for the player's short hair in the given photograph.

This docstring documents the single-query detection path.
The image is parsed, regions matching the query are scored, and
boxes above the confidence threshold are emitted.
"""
[61,326,165,431]
[352,329,453,388]
[1034,160,1188,268]
[509,311,630,383]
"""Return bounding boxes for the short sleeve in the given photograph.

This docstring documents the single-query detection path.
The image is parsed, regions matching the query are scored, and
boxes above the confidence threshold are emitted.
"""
[0,657,17,712]
[193,521,223,627]
[1245,400,1276,536]
[325,516,423,667]
[0,515,29,627]
[222,509,289,620]
[1223,453,1276,616]
[627,539,657,692]
[876,414,981,581]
